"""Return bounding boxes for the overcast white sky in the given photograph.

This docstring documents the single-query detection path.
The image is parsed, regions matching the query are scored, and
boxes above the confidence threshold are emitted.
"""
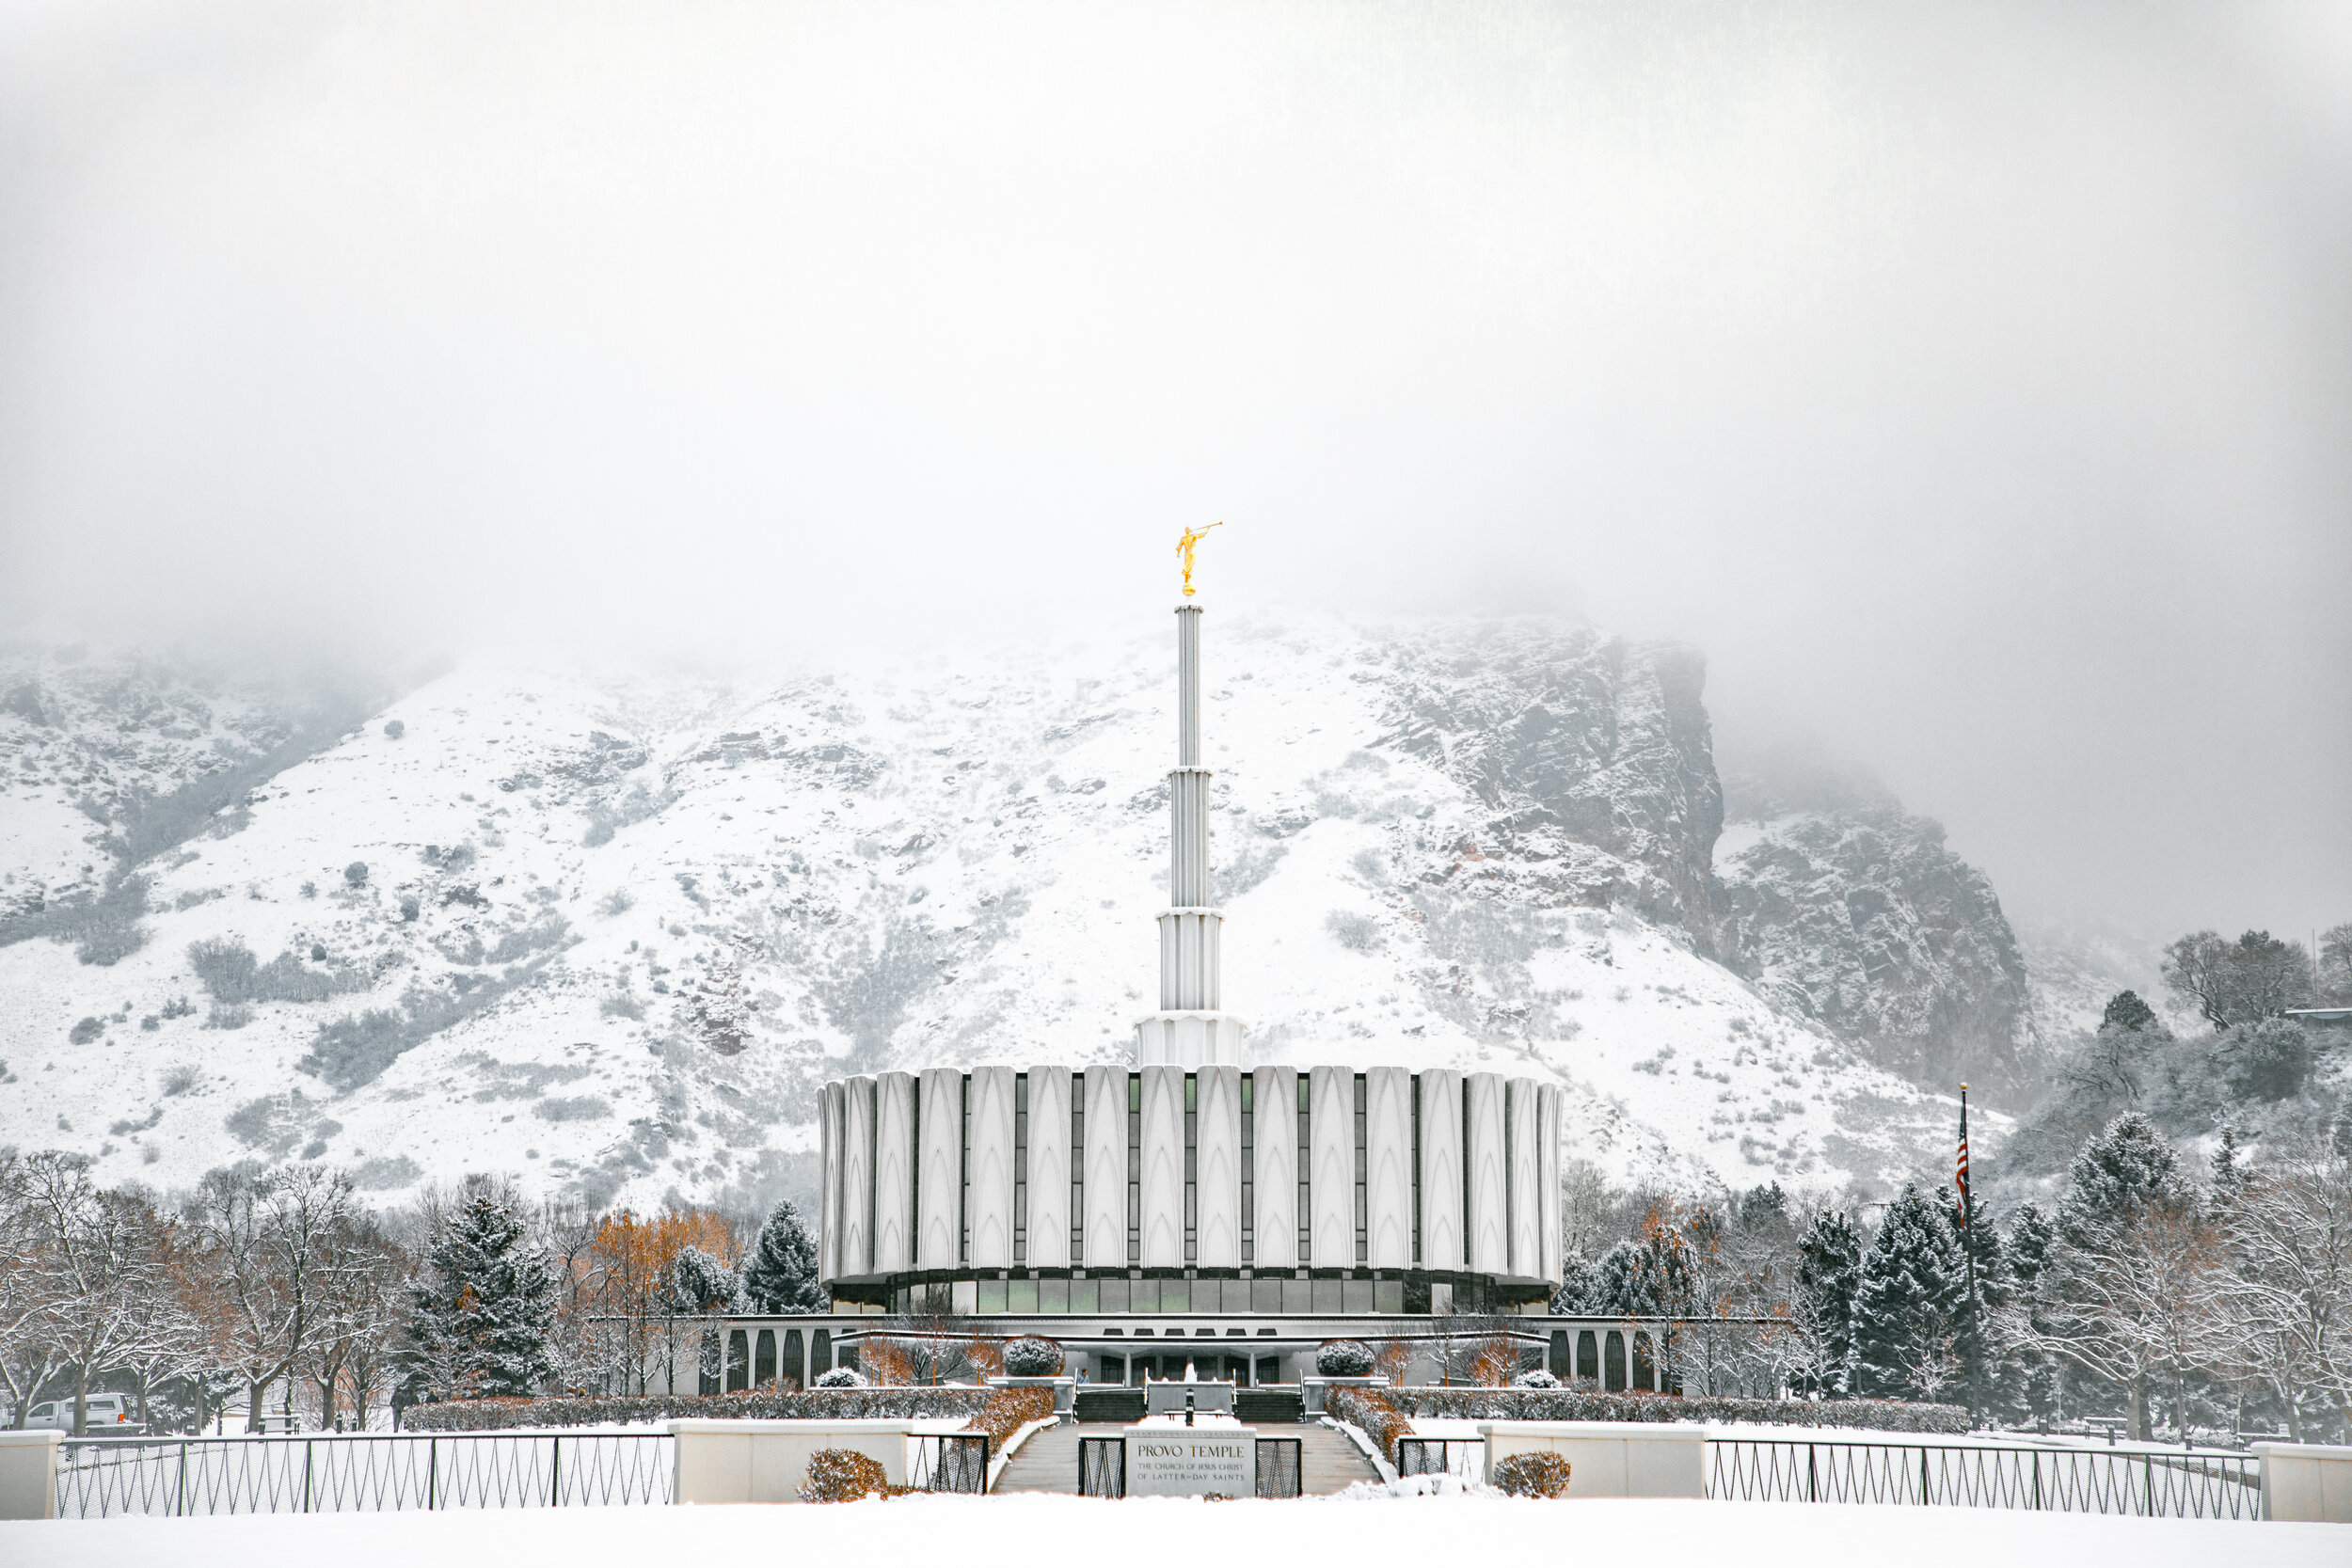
[1,1,2346,944]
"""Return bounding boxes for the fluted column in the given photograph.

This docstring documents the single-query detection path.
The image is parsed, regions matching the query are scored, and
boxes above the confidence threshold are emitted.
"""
[1083,1066,1129,1268]
[1506,1078,1542,1278]
[838,1076,877,1279]
[873,1071,916,1274]
[1310,1067,1354,1268]
[1195,1065,1242,1268]
[918,1069,962,1268]
[967,1067,1015,1269]
[1366,1067,1412,1269]
[819,1080,844,1280]
[1250,1067,1297,1268]
[1537,1083,1564,1287]
[1025,1067,1073,1269]
[1139,1065,1184,1267]
[1465,1071,1508,1275]
[1416,1070,1463,1271]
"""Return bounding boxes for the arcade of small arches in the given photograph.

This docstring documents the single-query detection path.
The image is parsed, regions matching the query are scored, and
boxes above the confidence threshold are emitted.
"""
[691,1316,1684,1397]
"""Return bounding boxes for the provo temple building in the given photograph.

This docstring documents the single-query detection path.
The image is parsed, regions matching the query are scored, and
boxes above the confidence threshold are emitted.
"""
[703,597,1676,1396]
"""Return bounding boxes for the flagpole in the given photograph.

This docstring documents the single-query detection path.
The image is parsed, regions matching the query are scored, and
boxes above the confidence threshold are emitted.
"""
[1959,1084,1976,1307]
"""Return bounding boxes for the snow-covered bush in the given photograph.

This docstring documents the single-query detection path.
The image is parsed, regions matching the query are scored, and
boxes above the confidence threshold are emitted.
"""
[1316,1339,1375,1377]
[966,1386,1056,1449]
[1513,1369,1561,1389]
[1326,1385,1410,1464]
[813,1367,867,1389]
[1490,1452,1573,1497]
[1001,1337,1064,1377]
[800,1449,887,1503]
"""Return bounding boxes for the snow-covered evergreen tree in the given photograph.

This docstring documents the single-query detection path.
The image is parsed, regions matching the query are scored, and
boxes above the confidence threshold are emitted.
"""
[2003,1202,2063,1424]
[742,1199,823,1314]
[2058,1113,2186,1247]
[658,1244,747,1392]
[397,1194,557,1402]
[1794,1209,1862,1396]
[1949,1187,2018,1419]
[1849,1185,1965,1402]
[1550,1253,1603,1316]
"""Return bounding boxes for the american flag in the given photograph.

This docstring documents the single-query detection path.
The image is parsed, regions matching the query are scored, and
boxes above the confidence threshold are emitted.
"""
[1955,1084,1970,1229]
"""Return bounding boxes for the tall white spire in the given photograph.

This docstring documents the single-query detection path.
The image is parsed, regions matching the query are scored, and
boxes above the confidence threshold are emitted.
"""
[1135,601,1245,1066]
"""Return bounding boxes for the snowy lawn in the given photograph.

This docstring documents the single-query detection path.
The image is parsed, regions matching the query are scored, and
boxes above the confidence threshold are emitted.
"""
[5,1491,2344,1567]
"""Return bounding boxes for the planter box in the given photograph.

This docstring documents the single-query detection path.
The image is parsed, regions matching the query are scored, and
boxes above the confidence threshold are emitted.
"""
[0,1430,58,1520]
[669,1418,949,1503]
[1476,1420,1707,1498]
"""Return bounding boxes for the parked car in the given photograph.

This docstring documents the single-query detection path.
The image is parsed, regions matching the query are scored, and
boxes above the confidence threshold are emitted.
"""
[22,1395,147,1434]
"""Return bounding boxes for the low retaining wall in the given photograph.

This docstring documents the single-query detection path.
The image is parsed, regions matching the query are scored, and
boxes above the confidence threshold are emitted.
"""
[2252,1441,2352,1523]
[0,1430,59,1520]
[671,1418,947,1504]
[1477,1420,1708,1499]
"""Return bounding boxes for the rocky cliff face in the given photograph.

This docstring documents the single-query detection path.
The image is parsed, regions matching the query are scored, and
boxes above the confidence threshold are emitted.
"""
[1377,622,1724,950]
[1713,757,2035,1097]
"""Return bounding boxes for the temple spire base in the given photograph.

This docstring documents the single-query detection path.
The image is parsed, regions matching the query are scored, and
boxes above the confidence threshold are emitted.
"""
[1134,1011,1248,1068]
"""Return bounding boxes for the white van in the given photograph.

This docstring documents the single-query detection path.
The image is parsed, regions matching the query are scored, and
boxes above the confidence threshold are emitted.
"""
[22,1394,146,1433]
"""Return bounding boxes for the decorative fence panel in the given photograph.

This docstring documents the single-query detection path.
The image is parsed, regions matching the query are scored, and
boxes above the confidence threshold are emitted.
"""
[909,1433,991,1494]
[1394,1438,1483,1481]
[1077,1435,1125,1498]
[1254,1437,1302,1499]
[56,1433,673,1518]
[1708,1438,2261,1520]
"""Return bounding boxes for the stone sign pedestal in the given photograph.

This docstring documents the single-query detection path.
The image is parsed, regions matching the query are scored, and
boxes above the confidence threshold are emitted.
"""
[1123,1419,1258,1497]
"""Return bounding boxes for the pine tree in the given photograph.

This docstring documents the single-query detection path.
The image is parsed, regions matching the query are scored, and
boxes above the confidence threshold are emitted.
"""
[2207,1126,2244,1218]
[1848,1185,1965,1402]
[2003,1203,2063,1425]
[1949,1188,2018,1420]
[742,1199,824,1314]
[2058,1113,2185,1247]
[398,1195,557,1402]
[1794,1209,1862,1396]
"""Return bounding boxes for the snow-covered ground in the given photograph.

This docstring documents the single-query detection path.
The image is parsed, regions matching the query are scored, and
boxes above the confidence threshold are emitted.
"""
[5,1491,2340,1567]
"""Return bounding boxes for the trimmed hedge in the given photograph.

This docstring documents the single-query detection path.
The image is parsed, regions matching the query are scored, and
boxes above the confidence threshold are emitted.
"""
[1385,1388,1971,1434]
[399,1387,995,1433]
[1327,1385,1410,1465]
[1490,1452,1573,1498]
[966,1386,1056,1450]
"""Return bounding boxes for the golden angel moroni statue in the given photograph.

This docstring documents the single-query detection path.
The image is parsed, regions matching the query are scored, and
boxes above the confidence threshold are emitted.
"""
[1177,521,1224,596]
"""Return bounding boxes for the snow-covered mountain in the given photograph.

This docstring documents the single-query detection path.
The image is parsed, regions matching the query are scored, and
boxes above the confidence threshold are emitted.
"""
[0,615,2005,1214]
